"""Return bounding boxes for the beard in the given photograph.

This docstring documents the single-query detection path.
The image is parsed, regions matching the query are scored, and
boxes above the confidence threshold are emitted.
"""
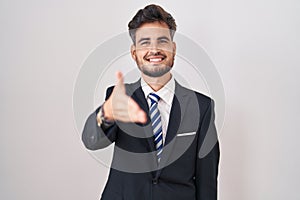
[138,64,172,77]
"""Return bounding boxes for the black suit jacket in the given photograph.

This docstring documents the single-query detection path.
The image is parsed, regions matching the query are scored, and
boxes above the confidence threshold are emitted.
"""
[82,79,220,200]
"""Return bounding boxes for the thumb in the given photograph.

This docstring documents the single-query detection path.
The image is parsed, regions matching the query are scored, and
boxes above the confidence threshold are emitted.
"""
[115,71,125,91]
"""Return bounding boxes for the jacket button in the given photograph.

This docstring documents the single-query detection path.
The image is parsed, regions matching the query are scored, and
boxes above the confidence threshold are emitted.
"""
[152,179,158,184]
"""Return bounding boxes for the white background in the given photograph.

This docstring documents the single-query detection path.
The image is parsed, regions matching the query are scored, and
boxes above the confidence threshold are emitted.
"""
[1,0,300,199]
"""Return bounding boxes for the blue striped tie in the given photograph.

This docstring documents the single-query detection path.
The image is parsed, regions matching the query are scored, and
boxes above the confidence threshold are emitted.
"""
[148,93,163,162]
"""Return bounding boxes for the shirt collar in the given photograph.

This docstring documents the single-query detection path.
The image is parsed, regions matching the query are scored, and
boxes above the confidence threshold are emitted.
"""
[141,75,175,106]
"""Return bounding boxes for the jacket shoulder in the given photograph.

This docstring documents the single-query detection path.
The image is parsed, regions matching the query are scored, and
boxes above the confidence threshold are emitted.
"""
[176,82,213,108]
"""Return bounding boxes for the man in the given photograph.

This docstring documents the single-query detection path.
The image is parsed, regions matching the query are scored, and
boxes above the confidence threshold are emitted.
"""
[82,4,220,200]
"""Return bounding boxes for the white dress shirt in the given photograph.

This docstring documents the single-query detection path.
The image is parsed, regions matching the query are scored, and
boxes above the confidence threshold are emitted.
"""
[141,76,175,145]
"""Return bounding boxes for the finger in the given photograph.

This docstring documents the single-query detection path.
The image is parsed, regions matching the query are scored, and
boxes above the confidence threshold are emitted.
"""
[118,110,147,123]
[128,98,147,123]
[137,110,147,123]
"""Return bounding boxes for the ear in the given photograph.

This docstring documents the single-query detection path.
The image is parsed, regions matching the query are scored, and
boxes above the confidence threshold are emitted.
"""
[172,42,176,54]
[131,44,136,61]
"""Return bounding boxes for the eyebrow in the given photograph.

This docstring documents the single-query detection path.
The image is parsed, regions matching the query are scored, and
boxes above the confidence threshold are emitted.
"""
[138,37,150,43]
[137,36,171,44]
[157,36,170,41]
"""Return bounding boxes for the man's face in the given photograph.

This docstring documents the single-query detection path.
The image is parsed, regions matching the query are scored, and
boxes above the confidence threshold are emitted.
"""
[131,21,176,77]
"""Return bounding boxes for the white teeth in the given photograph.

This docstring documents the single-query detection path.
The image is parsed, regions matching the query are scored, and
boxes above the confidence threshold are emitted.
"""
[149,58,162,62]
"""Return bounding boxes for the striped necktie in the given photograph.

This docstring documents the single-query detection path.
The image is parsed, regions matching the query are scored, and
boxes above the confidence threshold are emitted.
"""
[148,93,163,162]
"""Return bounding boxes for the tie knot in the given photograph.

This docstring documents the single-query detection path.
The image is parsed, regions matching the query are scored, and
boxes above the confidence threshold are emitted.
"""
[148,93,160,105]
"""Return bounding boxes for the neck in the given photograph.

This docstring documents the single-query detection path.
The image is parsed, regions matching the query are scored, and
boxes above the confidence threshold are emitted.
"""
[142,72,172,91]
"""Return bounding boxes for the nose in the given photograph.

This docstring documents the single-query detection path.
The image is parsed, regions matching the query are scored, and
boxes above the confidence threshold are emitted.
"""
[149,42,160,53]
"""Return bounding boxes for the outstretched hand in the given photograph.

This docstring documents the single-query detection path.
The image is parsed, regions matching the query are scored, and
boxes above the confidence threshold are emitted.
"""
[103,71,147,123]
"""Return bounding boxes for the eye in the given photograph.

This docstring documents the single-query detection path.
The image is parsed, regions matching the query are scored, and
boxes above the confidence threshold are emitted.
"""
[140,41,150,46]
[158,39,168,44]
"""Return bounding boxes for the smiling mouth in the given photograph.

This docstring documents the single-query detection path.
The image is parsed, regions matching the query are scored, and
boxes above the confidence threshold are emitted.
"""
[145,56,166,63]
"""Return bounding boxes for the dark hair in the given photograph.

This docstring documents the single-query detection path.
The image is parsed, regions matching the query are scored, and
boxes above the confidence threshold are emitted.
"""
[128,4,177,44]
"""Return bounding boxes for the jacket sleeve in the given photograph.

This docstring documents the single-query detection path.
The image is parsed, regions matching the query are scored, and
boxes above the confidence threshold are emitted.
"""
[195,99,220,200]
[82,86,118,150]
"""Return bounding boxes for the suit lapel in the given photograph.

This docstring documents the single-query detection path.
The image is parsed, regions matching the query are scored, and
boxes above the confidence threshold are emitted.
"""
[156,81,190,177]
[126,80,157,153]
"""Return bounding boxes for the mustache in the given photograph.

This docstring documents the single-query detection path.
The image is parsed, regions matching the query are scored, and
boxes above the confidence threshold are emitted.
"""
[144,52,166,60]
